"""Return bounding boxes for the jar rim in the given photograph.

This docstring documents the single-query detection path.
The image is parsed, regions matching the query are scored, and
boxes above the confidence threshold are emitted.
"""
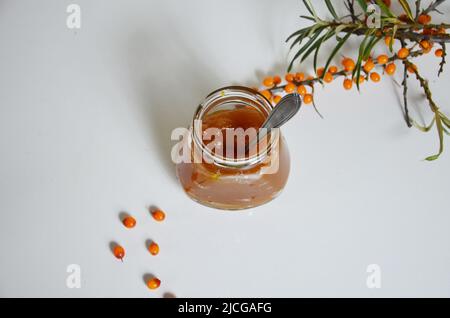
[192,86,280,168]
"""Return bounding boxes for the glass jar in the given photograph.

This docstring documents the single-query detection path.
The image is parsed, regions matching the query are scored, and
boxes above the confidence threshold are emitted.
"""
[175,86,290,210]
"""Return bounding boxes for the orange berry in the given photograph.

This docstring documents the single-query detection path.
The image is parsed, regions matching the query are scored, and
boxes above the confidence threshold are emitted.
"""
[294,72,305,82]
[285,73,294,82]
[420,40,432,50]
[407,63,417,74]
[385,36,393,46]
[284,83,296,93]
[385,63,397,75]
[316,67,325,77]
[328,66,338,74]
[397,48,410,59]
[113,245,125,261]
[377,54,389,65]
[261,90,272,100]
[435,48,444,57]
[151,209,166,222]
[273,95,282,104]
[297,85,307,96]
[437,27,446,35]
[323,72,333,83]
[146,277,161,290]
[342,58,355,72]
[363,59,375,73]
[262,77,274,87]
[148,242,159,256]
[343,78,353,90]
[418,14,431,25]
[370,72,381,82]
[303,94,313,104]
[122,216,136,228]
[273,75,281,85]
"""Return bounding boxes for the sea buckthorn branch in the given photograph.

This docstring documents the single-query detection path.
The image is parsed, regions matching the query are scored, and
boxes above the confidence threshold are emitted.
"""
[437,43,447,76]
[257,0,449,160]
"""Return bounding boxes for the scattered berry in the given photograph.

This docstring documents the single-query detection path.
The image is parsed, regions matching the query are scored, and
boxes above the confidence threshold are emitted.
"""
[146,277,161,290]
[122,216,136,228]
[151,209,166,222]
[113,245,125,261]
[148,242,160,256]
[435,48,444,57]
[273,95,282,104]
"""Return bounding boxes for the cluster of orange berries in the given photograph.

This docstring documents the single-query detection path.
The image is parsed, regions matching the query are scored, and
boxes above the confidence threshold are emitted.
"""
[259,24,446,105]
[112,207,166,291]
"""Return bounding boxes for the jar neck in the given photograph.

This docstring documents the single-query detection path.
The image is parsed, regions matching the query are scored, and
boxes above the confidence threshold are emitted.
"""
[191,86,280,169]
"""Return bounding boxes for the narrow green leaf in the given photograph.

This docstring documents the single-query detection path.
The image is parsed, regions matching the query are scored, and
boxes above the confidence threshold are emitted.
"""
[355,0,368,12]
[288,27,325,72]
[425,115,444,161]
[375,0,395,18]
[399,0,414,21]
[322,31,352,77]
[286,26,312,43]
[412,118,436,132]
[353,31,373,90]
[302,0,318,20]
[389,25,398,52]
[312,28,335,73]
[325,0,338,20]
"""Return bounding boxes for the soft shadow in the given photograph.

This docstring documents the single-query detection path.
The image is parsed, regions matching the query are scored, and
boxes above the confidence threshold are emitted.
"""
[123,19,220,183]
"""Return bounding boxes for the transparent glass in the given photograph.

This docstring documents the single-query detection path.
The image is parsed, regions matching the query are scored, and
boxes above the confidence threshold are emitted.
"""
[176,86,290,210]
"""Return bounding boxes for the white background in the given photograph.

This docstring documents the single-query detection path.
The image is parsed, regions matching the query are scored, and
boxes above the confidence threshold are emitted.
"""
[0,0,449,297]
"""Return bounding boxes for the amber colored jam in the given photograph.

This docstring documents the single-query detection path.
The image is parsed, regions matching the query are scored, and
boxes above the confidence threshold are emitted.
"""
[176,88,290,210]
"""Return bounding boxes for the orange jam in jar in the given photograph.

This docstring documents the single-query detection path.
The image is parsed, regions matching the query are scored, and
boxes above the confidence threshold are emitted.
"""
[175,86,290,210]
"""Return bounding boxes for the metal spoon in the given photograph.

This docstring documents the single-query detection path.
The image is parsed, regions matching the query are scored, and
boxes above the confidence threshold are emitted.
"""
[246,93,302,153]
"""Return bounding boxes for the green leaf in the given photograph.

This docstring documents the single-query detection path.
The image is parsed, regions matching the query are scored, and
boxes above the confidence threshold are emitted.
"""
[288,27,325,72]
[425,115,444,161]
[286,26,312,43]
[302,0,319,21]
[355,0,367,12]
[325,0,338,20]
[312,28,335,73]
[362,35,380,61]
[375,0,395,18]
[399,0,414,21]
[322,31,352,76]
[353,31,373,90]
[412,118,436,132]
[389,24,398,52]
